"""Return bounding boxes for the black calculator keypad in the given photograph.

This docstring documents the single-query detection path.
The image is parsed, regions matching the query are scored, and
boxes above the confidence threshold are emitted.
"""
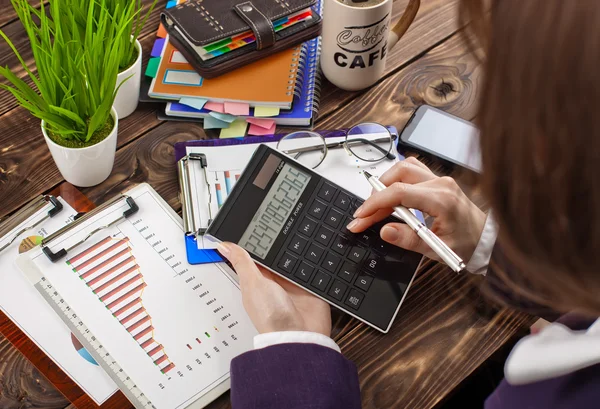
[318,183,337,202]
[288,235,308,255]
[355,273,373,292]
[295,262,314,282]
[278,253,298,274]
[315,226,335,247]
[338,261,357,282]
[324,208,344,229]
[299,217,318,238]
[348,246,367,263]
[328,280,348,301]
[334,192,352,211]
[309,199,327,219]
[311,271,331,292]
[345,289,364,310]
[321,252,341,273]
[331,235,350,256]
[305,243,325,264]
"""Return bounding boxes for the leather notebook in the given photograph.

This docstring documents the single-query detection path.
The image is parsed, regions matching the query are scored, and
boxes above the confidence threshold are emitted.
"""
[161,0,322,78]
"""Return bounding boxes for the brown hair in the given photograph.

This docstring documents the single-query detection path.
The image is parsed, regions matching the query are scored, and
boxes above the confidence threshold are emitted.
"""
[460,0,600,315]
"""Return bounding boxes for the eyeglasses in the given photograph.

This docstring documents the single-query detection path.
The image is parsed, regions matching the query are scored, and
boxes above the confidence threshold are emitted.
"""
[276,122,396,169]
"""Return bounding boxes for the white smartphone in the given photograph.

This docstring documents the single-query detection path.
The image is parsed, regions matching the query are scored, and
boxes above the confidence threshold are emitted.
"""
[399,105,482,173]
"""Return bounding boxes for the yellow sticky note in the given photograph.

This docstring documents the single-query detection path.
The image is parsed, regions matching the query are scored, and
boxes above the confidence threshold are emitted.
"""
[254,106,280,117]
[220,119,248,138]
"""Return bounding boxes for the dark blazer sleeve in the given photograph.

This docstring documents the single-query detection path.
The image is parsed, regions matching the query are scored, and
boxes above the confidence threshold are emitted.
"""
[230,343,361,409]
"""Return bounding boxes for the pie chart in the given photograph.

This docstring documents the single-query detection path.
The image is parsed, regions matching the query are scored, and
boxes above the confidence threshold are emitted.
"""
[71,333,98,366]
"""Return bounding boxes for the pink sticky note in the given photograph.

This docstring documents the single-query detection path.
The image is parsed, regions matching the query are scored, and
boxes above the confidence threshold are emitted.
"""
[204,102,225,113]
[224,102,250,116]
[246,117,275,129]
[248,122,276,136]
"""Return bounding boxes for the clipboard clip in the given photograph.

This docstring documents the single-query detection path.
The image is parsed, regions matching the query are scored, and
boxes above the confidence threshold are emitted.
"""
[0,195,63,254]
[41,195,139,262]
[178,153,213,238]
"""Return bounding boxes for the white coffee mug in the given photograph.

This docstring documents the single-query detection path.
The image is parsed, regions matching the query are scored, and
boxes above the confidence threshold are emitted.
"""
[321,0,420,91]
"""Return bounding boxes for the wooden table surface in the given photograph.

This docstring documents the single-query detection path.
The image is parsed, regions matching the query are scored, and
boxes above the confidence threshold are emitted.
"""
[0,0,534,408]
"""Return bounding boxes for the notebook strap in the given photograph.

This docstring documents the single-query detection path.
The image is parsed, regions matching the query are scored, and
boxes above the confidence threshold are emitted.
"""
[234,2,276,50]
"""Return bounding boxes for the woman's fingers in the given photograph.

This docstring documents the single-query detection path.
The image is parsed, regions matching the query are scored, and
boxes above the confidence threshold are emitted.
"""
[355,182,443,219]
[380,223,432,256]
[347,208,392,232]
[378,157,436,186]
[217,242,261,287]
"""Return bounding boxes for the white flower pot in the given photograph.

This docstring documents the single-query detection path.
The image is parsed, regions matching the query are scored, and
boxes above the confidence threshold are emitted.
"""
[113,39,142,119]
[42,107,118,187]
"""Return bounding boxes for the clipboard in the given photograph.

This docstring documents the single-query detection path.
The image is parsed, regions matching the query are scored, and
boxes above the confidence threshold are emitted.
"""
[0,183,132,409]
[175,128,402,265]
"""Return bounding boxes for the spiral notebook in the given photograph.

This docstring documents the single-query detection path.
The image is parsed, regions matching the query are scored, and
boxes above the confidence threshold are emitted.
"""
[148,38,301,108]
[164,35,323,127]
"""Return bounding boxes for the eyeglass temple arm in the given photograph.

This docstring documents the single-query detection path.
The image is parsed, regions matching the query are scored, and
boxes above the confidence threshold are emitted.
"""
[342,137,397,160]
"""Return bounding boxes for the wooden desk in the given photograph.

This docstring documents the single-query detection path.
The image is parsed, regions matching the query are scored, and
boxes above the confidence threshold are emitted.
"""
[0,0,533,408]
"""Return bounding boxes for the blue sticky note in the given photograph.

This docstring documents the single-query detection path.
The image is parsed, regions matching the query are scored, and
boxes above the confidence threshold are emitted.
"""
[166,0,177,8]
[151,38,166,57]
[204,115,230,129]
[179,97,208,111]
[208,111,237,123]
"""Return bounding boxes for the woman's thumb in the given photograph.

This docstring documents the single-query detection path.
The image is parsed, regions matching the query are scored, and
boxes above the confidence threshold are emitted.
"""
[217,242,261,284]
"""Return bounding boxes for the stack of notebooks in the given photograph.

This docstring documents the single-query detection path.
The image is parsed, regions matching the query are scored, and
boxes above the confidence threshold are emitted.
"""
[142,0,323,134]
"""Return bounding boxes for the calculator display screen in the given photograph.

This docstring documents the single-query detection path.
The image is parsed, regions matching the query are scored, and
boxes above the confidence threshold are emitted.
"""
[239,163,311,259]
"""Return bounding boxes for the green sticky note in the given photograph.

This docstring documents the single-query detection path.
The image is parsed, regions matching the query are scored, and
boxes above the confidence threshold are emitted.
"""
[220,119,248,138]
[145,57,160,78]
[254,106,280,117]
[209,111,237,123]
[204,115,230,129]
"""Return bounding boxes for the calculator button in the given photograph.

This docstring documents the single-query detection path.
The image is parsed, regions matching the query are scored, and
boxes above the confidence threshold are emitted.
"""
[364,252,382,272]
[345,289,365,310]
[288,235,308,255]
[277,253,298,274]
[309,199,327,220]
[311,271,331,292]
[334,192,352,211]
[331,235,350,256]
[341,217,353,234]
[321,252,341,273]
[356,229,376,246]
[299,217,318,237]
[338,261,357,283]
[355,274,373,292]
[351,199,364,214]
[324,208,344,229]
[348,246,367,263]
[305,243,325,264]
[315,226,335,247]
[318,183,337,202]
[294,262,314,283]
[328,280,348,301]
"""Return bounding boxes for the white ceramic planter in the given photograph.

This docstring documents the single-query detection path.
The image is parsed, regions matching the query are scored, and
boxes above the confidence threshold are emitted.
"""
[42,107,118,187]
[113,39,142,119]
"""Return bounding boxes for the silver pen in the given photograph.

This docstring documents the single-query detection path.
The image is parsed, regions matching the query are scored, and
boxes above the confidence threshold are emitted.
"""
[362,171,466,273]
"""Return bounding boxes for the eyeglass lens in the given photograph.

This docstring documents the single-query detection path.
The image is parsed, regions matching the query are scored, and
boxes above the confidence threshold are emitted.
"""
[345,123,393,162]
[276,131,327,169]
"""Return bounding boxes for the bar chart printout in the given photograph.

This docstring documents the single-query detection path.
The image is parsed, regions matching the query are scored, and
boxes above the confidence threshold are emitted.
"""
[66,236,175,374]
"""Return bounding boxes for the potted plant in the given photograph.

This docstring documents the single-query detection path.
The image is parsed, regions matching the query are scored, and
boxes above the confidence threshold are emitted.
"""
[0,0,128,187]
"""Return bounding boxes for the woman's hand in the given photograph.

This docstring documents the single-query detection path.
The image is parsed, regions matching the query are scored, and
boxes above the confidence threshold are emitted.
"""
[348,157,487,264]
[217,242,331,336]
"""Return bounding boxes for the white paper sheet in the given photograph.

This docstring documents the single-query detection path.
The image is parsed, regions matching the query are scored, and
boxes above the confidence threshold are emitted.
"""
[0,198,118,405]
[17,185,257,409]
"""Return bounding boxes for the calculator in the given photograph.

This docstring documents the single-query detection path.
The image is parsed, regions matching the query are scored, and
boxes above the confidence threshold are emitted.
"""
[206,145,423,333]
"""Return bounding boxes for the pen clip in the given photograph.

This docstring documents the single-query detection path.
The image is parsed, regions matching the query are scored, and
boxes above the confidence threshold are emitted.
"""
[41,195,139,262]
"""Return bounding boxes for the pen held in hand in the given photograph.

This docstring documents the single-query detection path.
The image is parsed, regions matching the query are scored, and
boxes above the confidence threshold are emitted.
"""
[362,171,466,273]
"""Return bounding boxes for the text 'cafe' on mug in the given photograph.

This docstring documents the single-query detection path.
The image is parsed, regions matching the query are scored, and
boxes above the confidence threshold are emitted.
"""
[321,0,421,91]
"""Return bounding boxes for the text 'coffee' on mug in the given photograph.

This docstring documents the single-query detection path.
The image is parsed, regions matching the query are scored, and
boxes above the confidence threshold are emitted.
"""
[321,0,420,91]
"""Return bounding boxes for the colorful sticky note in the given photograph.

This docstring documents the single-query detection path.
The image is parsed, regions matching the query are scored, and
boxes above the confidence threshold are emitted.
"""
[246,117,276,129]
[220,119,248,138]
[179,97,208,111]
[204,116,230,130]
[151,38,166,57]
[145,57,160,78]
[209,111,237,123]
[157,23,167,38]
[224,102,250,116]
[166,0,177,8]
[204,102,225,113]
[254,106,280,117]
[248,122,276,136]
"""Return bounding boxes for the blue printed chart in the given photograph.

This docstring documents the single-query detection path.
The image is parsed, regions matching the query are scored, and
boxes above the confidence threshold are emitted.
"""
[212,170,241,208]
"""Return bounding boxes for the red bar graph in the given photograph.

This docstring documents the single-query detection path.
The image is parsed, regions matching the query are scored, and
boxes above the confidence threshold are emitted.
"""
[68,236,175,374]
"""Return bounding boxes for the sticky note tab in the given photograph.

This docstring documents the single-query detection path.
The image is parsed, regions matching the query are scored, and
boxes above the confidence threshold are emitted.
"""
[224,102,250,116]
[248,122,276,136]
[166,0,177,8]
[151,38,166,57]
[145,57,160,78]
[254,106,280,117]
[220,119,248,138]
[179,97,208,111]
[209,111,237,123]
[157,23,167,38]
[247,117,275,129]
[204,116,230,129]
[204,102,225,113]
